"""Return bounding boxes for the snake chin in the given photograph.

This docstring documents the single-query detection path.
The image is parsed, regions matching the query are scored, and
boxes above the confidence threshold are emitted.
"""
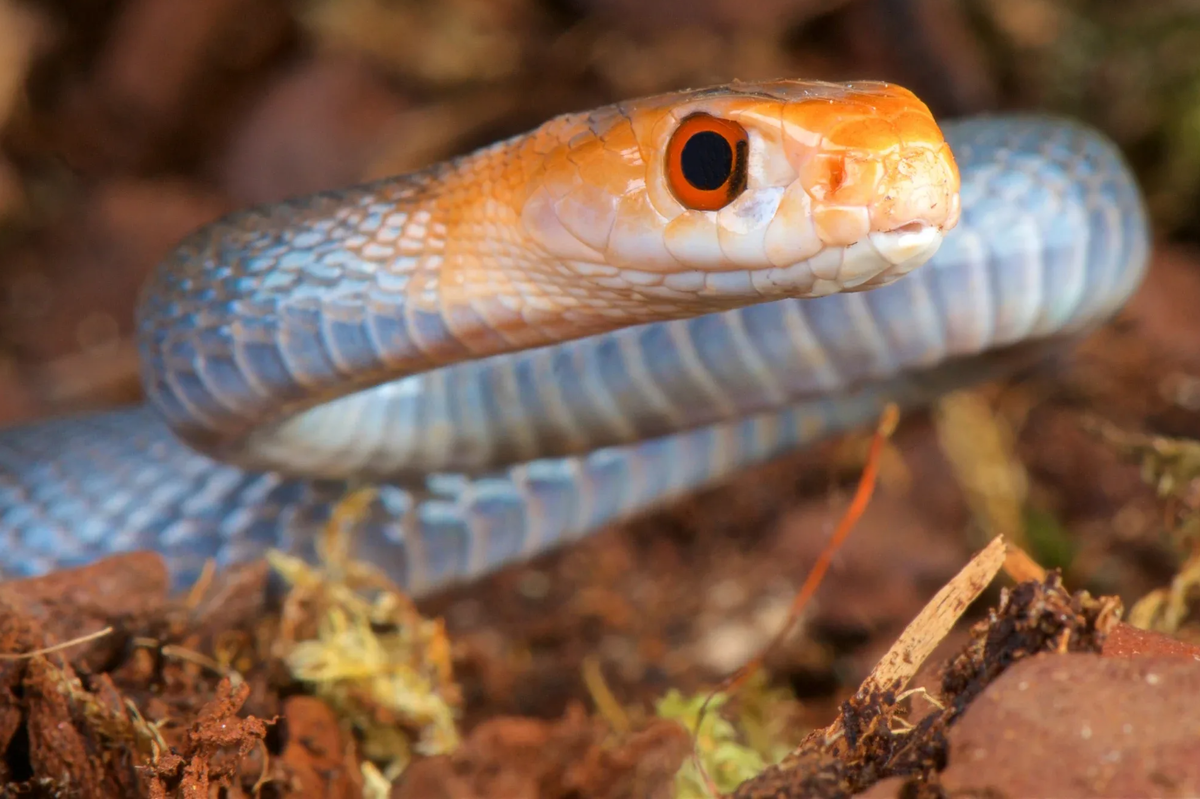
[746,220,943,298]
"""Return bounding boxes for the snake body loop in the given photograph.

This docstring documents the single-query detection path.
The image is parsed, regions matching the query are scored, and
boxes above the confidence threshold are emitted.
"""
[0,81,1150,593]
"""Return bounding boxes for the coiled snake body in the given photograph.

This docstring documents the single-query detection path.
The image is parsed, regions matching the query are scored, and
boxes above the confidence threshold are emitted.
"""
[0,80,1150,592]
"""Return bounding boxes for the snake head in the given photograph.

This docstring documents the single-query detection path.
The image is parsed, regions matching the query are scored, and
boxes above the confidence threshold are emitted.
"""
[520,79,960,309]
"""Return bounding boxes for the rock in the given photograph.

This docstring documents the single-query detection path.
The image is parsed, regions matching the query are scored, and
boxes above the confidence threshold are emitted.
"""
[939,653,1200,797]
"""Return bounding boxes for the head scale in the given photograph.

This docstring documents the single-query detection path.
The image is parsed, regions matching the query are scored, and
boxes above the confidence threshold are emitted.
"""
[520,79,961,305]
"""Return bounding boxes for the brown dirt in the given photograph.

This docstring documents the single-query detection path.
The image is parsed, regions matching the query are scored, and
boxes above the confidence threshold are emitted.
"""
[731,572,1125,798]
[3,0,1200,797]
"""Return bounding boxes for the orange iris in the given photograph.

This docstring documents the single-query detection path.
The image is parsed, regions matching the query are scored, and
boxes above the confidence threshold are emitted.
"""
[665,113,750,211]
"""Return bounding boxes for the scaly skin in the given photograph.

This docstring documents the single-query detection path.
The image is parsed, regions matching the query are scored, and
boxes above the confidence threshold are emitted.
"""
[135,80,959,476]
[0,82,1151,593]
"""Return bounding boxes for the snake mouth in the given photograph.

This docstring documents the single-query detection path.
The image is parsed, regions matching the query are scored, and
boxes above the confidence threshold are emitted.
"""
[665,220,944,301]
[870,221,943,265]
[891,220,934,234]
[790,219,943,295]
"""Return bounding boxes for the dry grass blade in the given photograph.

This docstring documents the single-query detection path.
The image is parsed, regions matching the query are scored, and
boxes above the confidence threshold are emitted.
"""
[800,534,1007,749]
[682,403,900,797]
[1084,416,1200,633]
[934,390,1032,552]
[0,626,113,660]
[1003,542,1048,584]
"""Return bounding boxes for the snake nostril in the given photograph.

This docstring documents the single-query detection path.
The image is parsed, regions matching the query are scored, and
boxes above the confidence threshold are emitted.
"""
[827,158,846,194]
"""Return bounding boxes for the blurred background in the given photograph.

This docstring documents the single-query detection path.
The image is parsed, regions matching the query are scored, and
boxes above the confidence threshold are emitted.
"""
[1,0,1199,744]
[2,0,1200,421]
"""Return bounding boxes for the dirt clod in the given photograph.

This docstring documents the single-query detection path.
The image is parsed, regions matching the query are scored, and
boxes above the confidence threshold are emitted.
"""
[278,695,360,798]
[392,705,690,799]
[145,678,272,799]
[732,573,1122,798]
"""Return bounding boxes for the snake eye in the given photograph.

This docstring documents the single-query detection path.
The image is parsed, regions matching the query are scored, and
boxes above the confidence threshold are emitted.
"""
[666,113,750,211]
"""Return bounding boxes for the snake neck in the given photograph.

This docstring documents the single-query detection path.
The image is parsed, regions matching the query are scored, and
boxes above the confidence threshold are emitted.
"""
[130,84,963,466]
[132,135,705,459]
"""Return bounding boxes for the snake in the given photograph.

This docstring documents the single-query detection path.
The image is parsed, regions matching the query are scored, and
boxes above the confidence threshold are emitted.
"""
[0,79,1150,595]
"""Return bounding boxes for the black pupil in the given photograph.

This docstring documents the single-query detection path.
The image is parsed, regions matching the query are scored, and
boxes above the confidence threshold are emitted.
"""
[680,130,733,191]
